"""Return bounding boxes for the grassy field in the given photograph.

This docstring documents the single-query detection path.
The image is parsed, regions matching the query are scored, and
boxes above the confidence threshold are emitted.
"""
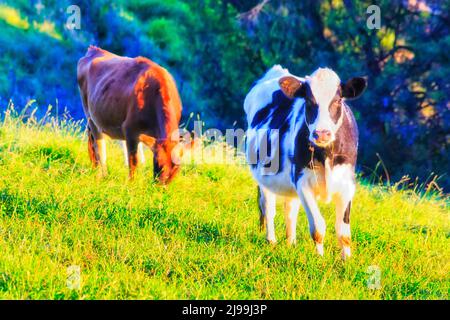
[0,111,448,300]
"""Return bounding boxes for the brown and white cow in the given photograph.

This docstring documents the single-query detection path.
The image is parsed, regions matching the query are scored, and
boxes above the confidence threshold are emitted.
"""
[77,46,182,184]
[245,65,367,259]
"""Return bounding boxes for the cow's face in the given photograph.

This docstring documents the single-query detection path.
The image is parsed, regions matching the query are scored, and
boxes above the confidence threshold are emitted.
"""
[279,68,367,148]
[154,141,180,185]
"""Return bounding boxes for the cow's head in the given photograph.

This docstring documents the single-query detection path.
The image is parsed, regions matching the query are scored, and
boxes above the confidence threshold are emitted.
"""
[153,140,180,185]
[279,68,367,148]
[153,131,196,185]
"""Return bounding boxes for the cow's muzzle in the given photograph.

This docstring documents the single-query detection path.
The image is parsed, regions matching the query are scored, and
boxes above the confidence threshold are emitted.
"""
[312,129,333,147]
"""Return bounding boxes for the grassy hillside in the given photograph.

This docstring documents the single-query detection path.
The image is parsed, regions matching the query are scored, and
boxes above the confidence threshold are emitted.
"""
[0,111,448,299]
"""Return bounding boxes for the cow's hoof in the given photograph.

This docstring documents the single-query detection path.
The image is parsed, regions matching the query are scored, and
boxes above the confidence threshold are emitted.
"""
[286,239,297,246]
[341,247,351,261]
[266,238,277,245]
[97,171,107,179]
[316,243,324,256]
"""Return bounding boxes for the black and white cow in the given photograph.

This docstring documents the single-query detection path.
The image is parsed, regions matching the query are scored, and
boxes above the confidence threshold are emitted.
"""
[245,65,367,259]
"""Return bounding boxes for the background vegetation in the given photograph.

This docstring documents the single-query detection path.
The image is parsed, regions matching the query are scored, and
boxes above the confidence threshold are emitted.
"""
[0,0,448,190]
[0,109,448,299]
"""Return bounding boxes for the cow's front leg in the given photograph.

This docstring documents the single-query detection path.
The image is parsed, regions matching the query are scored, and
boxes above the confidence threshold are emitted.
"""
[122,141,146,167]
[331,165,356,260]
[297,178,326,256]
[258,186,277,244]
[335,199,352,260]
[283,197,300,245]
[125,135,139,180]
[334,185,355,260]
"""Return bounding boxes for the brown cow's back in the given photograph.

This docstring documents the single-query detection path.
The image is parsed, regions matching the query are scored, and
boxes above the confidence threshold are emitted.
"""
[77,46,181,140]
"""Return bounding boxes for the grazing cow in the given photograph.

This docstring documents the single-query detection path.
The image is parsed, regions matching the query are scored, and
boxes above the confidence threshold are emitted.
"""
[77,46,182,184]
[245,65,367,259]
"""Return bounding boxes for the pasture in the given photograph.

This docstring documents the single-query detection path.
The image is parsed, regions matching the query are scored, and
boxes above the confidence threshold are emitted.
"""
[0,111,448,299]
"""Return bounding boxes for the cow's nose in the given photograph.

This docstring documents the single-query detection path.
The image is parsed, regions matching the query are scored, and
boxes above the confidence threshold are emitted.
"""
[313,130,332,143]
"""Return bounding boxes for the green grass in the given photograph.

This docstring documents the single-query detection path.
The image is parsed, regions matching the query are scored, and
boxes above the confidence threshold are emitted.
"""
[0,112,448,300]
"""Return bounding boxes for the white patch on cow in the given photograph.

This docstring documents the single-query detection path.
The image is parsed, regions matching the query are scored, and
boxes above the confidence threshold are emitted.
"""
[256,64,289,85]
[308,68,340,110]
[246,128,280,174]
[284,197,301,245]
[316,243,324,256]
[138,142,146,164]
[339,223,351,238]
[330,164,355,260]
[327,162,356,201]
[342,246,351,259]
[259,186,277,243]
[306,68,343,144]
[244,65,304,121]
[248,135,297,196]
[122,141,146,166]
[247,122,296,196]
[299,167,327,201]
[246,87,305,197]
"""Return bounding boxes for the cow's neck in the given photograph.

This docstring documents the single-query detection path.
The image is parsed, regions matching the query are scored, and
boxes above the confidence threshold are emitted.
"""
[308,106,354,169]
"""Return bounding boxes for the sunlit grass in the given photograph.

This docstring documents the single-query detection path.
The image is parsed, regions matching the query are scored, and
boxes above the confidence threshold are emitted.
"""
[0,108,448,299]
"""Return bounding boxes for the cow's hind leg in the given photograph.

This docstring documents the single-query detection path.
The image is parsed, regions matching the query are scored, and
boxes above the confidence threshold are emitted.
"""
[297,177,326,256]
[87,125,99,167]
[283,197,301,245]
[97,138,107,176]
[257,186,265,232]
[87,121,107,176]
[258,185,277,244]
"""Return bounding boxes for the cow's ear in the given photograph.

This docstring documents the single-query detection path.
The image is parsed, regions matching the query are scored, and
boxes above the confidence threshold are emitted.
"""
[341,77,367,99]
[279,76,305,99]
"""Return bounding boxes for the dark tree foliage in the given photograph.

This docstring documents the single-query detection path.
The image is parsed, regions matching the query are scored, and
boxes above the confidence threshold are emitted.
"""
[0,0,448,189]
